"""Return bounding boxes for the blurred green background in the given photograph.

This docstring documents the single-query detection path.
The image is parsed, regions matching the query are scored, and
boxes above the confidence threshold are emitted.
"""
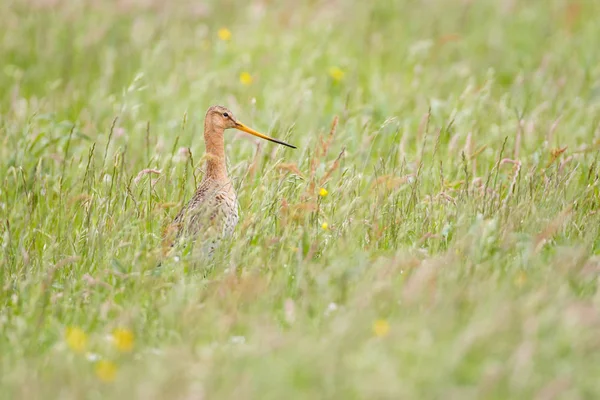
[1,0,600,398]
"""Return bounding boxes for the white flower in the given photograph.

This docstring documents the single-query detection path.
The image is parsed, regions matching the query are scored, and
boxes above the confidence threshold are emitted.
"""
[230,336,246,345]
[324,302,338,316]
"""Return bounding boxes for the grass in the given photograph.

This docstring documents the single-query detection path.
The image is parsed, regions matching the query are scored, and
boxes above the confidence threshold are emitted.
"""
[1,0,600,398]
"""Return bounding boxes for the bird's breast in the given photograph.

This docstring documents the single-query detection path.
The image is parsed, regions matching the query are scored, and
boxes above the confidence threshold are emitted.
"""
[220,192,239,236]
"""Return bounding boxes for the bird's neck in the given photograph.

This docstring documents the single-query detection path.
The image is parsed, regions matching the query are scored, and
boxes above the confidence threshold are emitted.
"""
[204,125,229,181]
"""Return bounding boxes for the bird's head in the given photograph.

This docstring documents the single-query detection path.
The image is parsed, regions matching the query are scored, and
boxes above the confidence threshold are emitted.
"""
[205,105,296,149]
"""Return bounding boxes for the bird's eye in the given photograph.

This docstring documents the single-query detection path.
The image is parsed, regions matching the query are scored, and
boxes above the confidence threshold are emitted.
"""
[223,113,229,118]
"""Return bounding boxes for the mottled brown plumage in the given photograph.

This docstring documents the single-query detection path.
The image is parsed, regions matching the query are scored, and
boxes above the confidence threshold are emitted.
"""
[166,105,296,256]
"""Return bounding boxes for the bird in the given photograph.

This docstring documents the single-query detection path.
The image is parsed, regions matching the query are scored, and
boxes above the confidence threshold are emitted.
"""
[163,105,296,257]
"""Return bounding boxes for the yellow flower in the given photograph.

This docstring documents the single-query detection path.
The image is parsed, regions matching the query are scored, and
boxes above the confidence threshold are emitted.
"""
[218,28,231,41]
[112,328,134,352]
[239,71,253,85]
[95,360,117,382]
[328,66,345,82]
[319,188,328,197]
[514,271,527,287]
[65,327,87,353]
[373,319,390,337]
[321,222,329,230]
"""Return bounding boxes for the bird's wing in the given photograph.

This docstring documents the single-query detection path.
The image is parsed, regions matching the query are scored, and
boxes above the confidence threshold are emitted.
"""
[162,180,232,251]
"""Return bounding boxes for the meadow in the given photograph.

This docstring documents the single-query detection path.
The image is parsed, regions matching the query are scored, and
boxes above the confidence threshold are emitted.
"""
[1,0,600,398]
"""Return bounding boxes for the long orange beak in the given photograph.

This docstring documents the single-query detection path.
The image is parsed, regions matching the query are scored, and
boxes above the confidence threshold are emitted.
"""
[234,121,296,149]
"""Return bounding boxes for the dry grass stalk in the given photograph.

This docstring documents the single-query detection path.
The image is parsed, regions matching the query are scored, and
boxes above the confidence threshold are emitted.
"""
[500,159,521,209]
[514,120,523,159]
[276,163,304,178]
[533,205,573,253]
[371,174,413,191]
[546,146,568,168]
[246,142,263,179]
[319,147,345,186]
[306,115,340,195]
[133,168,162,184]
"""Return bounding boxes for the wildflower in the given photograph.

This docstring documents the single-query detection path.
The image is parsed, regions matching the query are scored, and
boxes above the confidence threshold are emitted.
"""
[324,302,338,316]
[218,28,231,41]
[319,188,328,197]
[514,271,527,287]
[230,336,246,345]
[239,72,253,85]
[65,327,87,353]
[114,127,126,138]
[328,66,345,82]
[177,147,191,161]
[321,222,329,230]
[111,328,134,353]
[95,360,117,382]
[373,319,390,337]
